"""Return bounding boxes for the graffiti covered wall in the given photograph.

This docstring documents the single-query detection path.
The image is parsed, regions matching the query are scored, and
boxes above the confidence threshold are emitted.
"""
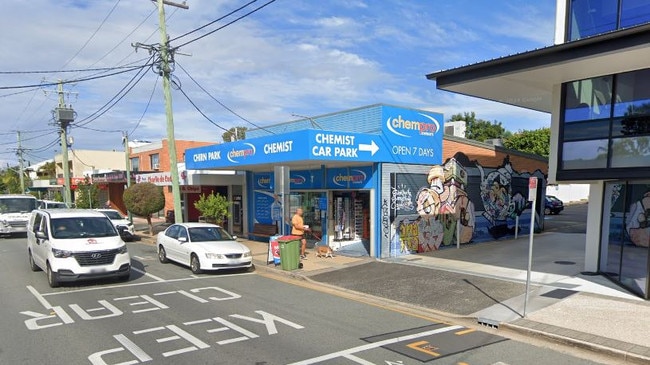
[381,153,546,257]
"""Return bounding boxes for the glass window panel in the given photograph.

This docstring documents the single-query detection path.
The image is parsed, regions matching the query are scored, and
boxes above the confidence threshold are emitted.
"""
[602,182,625,279]
[561,139,609,169]
[564,76,613,122]
[620,0,650,28]
[621,182,650,297]
[611,136,650,167]
[563,119,610,140]
[612,115,650,137]
[569,0,618,40]
[614,69,650,117]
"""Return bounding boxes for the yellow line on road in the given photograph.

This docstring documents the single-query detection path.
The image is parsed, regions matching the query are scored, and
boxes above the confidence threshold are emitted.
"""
[455,328,476,335]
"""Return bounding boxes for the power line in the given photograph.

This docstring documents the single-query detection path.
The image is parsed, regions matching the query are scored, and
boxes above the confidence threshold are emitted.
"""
[59,0,122,71]
[169,0,259,43]
[0,63,153,75]
[0,63,153,90]
[129,74,160,137]
[176,85,229,132]
[174,0,277,49]
[176,62,275,134]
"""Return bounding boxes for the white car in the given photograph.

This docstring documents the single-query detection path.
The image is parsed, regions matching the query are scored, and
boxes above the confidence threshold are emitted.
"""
[97,209,135,241]
[156,222,253,274]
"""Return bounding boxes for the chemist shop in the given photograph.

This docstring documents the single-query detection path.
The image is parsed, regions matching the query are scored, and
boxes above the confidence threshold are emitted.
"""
[185,104,444,258]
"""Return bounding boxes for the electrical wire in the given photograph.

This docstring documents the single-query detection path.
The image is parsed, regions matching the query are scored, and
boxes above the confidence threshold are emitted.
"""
[169,0,259,43]
[73,56,155,127]
[129,74,160,137]
[176,86,229,132]
[0,64,153,90]
[174,0,277,49]
[176,62,275,134]
[59,0,122,71]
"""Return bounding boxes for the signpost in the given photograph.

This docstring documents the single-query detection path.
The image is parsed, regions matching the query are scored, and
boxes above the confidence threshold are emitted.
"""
[524,177,538,317]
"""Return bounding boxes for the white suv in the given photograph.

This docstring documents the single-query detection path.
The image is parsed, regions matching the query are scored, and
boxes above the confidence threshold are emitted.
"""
[27,209,131,287]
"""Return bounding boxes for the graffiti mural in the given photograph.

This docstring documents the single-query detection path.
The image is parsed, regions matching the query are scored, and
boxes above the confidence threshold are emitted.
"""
[387,153,545,256]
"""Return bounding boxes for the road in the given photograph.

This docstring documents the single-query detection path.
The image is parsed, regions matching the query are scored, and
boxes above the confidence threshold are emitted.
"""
[0,229,611,365]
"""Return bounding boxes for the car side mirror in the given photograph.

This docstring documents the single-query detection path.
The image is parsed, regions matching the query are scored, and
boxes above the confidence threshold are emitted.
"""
[231,235,238,240]
[36,231,47,240]
[178,236,188,243]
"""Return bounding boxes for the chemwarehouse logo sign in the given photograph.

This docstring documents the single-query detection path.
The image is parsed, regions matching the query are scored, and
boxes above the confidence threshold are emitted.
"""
[332,169,367,187]
[290,175,306,185]
[227,143,256,163]
[257,176,271,189]
[385,113,440,138]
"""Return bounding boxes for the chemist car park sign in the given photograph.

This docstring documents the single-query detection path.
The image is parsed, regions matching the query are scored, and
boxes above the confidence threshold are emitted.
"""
[186,110,443,170]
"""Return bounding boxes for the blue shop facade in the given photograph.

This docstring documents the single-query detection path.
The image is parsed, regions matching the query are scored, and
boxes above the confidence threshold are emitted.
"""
[185,104,450,258]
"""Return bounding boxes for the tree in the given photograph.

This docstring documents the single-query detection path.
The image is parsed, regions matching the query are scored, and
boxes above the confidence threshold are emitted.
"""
[74,178,100,208]
[0,165,31,194]
[448,112,511,142]
[194,191,231,225]
[38,161,56,178]
[503,128,551,157]
[222,127,247,142]
[123,182,165,235]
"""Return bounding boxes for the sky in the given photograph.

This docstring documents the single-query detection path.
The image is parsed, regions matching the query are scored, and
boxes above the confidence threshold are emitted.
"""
[0,0,557,168]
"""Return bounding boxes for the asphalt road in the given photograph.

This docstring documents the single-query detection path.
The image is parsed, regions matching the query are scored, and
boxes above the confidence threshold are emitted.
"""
[0,205,614,365]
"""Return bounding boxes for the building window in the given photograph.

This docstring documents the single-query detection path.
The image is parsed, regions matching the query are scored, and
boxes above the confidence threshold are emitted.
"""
[568,0,650,41]
[560,68,650,177]
[150,154,160,170]
[130,157,140,172]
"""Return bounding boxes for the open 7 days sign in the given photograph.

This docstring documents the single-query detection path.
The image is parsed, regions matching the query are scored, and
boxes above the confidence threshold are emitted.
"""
[186,128,442,170]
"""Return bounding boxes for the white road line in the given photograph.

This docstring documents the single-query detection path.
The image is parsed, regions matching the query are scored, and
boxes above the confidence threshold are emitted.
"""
[343,354,376,365]
[130,267,166,282]
[286,325,463,365]
[26,285,52,309]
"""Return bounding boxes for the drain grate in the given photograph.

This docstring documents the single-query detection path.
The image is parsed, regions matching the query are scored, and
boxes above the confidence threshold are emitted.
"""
[477,317,500,329]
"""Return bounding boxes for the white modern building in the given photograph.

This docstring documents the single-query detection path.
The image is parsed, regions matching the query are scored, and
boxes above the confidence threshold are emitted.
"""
[428,0,650,299]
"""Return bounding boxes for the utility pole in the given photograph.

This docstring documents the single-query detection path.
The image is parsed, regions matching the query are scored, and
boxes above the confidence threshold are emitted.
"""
[156,0,187,223]
[123,131,133,224]
[55,80,74,207]
[16,131,25,194]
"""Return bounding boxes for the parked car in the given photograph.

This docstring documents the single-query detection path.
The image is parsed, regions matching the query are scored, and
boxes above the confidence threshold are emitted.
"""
[26,209,131,287]
[97,209,135,241]
[37,200,68,209]
[156,222,253,274]
[545,195,564,215]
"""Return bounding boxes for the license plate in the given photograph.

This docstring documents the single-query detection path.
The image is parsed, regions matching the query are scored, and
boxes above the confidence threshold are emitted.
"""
[90,267,106,274]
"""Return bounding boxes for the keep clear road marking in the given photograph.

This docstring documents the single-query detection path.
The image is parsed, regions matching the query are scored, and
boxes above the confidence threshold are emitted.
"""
[286,325,463,365]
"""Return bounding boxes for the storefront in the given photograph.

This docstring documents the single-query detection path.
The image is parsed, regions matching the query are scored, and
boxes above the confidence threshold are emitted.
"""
[185,105,444,258]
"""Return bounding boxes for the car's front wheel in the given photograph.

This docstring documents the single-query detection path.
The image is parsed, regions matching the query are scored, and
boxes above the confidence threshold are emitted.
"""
[158,245,169,263]
[190,254,202,274]
[46,263,60,288]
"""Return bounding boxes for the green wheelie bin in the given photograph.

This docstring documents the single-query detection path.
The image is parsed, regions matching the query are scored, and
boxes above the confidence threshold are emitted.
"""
[278,235,301,271]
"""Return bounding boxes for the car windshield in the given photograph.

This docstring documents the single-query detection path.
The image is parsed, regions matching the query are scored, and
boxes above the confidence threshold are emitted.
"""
[0,197,37,213]
[51,217,118,239]
[102,211,124,220]
[188,226,233,242]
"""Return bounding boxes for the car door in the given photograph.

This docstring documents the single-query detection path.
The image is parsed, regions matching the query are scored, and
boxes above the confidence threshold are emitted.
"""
[31,213,49,269]
[175,226,194,265]
[161,225,182,263]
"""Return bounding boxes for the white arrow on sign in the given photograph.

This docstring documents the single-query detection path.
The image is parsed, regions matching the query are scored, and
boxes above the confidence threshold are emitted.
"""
[359,140,379,156]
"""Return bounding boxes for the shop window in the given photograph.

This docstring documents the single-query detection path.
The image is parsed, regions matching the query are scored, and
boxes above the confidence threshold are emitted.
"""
[610,136,650,168]
[150,154,160,170]
[601,181,649,298]
[613,69,650,119]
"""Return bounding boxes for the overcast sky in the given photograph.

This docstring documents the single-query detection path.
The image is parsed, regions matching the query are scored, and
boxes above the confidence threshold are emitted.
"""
[0,0,556,167]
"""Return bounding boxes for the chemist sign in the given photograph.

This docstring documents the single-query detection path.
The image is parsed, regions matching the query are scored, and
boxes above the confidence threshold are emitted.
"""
[186,127,442,170]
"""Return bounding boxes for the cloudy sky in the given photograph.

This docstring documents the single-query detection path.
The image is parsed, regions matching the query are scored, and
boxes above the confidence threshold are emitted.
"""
[0,0,556,167]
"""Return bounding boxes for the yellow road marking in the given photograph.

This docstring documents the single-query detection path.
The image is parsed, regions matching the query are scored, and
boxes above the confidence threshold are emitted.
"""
[406,340,440,357]
[455,328,476,335]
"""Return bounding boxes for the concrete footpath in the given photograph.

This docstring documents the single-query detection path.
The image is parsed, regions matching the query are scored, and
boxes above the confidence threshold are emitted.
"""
[135,218,650,364]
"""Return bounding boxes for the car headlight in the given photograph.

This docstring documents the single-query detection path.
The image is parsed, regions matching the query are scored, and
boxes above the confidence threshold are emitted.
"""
[242,251,252,258]
[205,252,224,259]
[52,248,73,258]
[118,245,128,254]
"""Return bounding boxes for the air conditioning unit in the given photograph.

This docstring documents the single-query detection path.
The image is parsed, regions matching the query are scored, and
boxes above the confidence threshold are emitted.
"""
[153,163,160,170]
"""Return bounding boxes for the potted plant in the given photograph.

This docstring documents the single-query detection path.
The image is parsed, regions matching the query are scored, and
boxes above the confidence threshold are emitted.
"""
[194,191,231,226]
